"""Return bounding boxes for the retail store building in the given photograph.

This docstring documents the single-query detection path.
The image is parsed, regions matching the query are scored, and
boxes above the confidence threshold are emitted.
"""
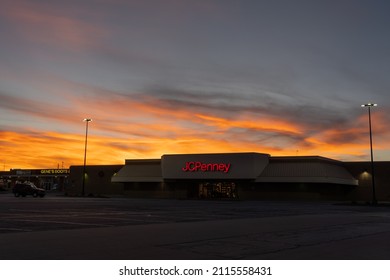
[106,152,381,201]
[0,168,70,191]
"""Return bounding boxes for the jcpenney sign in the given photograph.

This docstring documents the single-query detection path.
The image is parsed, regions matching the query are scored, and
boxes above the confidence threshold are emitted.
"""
[182,161,231,173]
[162,153,269,179]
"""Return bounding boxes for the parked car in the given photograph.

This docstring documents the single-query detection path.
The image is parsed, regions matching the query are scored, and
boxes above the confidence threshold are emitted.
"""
[13,182,45,198]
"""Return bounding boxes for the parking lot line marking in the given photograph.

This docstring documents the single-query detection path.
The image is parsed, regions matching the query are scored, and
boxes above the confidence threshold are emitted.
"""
[7,219,113,228]
[0,227,32,232]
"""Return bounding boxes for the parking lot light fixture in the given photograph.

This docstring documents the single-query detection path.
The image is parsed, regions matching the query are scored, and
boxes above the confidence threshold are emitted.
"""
[361,103,377,205]
[82,118,92,196]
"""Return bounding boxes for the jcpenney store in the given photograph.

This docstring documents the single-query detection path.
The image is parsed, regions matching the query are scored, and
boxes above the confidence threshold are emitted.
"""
[112,153,360,200]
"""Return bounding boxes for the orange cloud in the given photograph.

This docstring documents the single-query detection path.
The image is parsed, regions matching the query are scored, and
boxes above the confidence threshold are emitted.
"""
[195,113,302,135]
[0,110,384,171]
[0,129,269,170]
[0,130,138,169]
[1,82,388,169]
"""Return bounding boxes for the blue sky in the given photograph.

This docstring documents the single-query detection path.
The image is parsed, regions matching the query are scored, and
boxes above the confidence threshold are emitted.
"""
[0,0,389,169]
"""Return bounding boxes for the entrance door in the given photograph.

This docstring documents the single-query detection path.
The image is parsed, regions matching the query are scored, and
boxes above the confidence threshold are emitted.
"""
[198,182,238,200]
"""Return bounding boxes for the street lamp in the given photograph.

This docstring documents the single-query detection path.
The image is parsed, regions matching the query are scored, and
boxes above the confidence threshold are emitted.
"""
[82,118,92,196]
[361,103,377,205]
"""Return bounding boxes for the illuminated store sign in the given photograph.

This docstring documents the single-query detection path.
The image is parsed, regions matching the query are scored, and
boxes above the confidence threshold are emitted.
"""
[182,161,231,173]
[40,169,70,175]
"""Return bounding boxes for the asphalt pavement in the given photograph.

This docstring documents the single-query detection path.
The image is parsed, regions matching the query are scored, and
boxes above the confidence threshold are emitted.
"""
[1,192,390,260]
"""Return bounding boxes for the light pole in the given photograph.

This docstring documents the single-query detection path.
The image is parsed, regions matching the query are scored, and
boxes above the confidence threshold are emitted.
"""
[82,118,92,196]
[361,103,377,205]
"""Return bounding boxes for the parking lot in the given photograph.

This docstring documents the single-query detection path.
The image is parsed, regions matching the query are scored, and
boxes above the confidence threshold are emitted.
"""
[1,192,390,259]
[0,192,354,233]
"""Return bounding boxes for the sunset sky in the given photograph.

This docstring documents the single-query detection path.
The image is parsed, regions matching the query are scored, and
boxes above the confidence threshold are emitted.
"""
[1,0,390,170]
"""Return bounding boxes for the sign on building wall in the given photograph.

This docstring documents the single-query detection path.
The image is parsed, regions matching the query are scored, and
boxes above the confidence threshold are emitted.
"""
[162,153,269,180]
[181,161,231,173]
[40,169,70,175]
[10,169,70,177]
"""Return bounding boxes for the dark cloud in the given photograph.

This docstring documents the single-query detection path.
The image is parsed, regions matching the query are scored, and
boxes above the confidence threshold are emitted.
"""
[0,91,81,125]
[135,85,359,132]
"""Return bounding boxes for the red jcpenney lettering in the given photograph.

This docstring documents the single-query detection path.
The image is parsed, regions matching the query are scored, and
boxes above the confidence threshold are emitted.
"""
[182,161,231,173]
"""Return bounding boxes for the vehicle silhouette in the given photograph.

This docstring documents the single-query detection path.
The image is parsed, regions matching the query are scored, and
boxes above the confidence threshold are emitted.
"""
[13,182,46,198]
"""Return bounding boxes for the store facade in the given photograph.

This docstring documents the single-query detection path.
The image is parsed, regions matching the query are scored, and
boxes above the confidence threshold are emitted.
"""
[112,153,360,200]
[0,168,70,191]
[5,153,387,201]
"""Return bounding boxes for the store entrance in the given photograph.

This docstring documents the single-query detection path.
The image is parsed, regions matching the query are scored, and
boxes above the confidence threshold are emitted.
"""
[198,182,239,200]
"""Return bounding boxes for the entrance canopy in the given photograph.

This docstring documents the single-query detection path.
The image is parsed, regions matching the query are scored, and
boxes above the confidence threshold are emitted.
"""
[112,159,162,183]
[256,156,358,185]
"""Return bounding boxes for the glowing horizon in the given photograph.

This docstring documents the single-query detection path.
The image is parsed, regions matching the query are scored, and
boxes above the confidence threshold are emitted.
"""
[1,107,386,170]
